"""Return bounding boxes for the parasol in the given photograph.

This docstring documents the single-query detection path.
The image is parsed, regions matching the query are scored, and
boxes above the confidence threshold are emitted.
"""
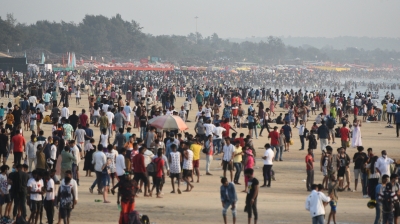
[148,115,188,131]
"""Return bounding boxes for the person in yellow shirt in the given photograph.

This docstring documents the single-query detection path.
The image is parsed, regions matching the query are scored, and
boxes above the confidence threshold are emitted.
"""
[4,110,14,131]
[190,138,202,183]
[233,140,243,184]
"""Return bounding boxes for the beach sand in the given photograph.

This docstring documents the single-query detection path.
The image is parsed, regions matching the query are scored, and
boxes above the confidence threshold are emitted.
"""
[1,93,394,224]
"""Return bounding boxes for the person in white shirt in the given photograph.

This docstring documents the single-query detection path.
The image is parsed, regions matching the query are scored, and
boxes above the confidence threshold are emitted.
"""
[69,141,81,186]
[44,171,55,224]
[123,102,132,126]
[298,120,305,150]
[28,95,38,107]
[202,104,213,120]
[261,143,275,187]
[203,120,216,139]
[111,148,126,194]
[61,106,70,119]
[305,184,331,224]
[27,170,44,223]
[375,150,395,176]
[212,123,226,154]
[221,138,235,182]
[26,135,39,172]
[90,145,107,193]
[178,107,187,121]
[106,108,114,137]
[183,98,191,120]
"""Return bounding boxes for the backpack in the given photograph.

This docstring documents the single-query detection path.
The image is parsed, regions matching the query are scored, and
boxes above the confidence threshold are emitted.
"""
[146,161,156,173]
[391,104,397,113]
[382,191,394,213]
[59,184,73,209]
[327,118,335,129]
[202,141,210,154]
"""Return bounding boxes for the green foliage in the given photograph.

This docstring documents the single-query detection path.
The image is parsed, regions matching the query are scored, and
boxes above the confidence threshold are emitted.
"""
[1,14,399,65]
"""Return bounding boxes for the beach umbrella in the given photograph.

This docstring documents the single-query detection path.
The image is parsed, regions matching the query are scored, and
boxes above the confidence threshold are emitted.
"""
[148,115,188,131]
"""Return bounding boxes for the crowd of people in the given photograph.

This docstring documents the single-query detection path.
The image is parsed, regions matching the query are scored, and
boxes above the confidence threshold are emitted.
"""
[0,67,399,223]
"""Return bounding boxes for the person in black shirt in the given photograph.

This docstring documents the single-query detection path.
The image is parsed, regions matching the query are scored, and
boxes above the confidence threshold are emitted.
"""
[12,105,22,126]
[352,146,368,195]
[0,129,8,165]
[10,164,30,219]
[245,168,259,224]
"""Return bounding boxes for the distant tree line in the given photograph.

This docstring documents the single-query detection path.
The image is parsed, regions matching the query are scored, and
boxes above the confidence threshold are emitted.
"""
[0,14,399,66]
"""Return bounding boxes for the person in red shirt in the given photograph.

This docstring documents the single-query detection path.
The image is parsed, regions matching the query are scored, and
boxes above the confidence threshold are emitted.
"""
[131,146,149,196]
[305,148,314,191]
[79,109,89,127]
[268,126,280,151]
[220,118,237,139]
[339,123,350,150]
[234,133,245,148]
[150,149,165,198]
[11,130,25,165]
[353,106,359,120]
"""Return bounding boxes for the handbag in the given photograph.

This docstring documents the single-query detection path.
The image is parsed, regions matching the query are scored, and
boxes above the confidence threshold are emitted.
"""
[289,139,294,145]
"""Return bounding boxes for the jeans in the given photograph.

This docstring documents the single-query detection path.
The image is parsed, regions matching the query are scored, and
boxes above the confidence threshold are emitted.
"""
[362,173,368,195]
[263,165,272,186]
[274,146,283,161]
[13,192,27,218]
[259,122,270,135]
[299,135,305,149]
[92,115,99,124]
[91,171,103,190]
[312,215,324,224]
[44,200,54,224]
[222,201,236,217]
[397,123,400,137]
[206,155,213,173]
[369,178,379,200]
[388,113,393,124]
[374,202,382,224]
[213,139,222,154]
[306,170,314,191]
[320,138,328,152]
[140,127,146,140]
[252,125,258,138]
[234,163,242,183]
[72,163,78,180]
[382,211,394,224]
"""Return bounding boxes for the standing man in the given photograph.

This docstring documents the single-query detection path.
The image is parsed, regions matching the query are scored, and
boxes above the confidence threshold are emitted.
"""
[353,146,368,197]
[182,144,194,192]
[190,138,202,183]
[281,121,292,152]
[317,120,330,153]
[90,145,106,194]
[220,177,237,224]
[244,168,259,224]
[305,184,331,224]
[169,144,182,194]
[305,148,314,191]
[261,143,274,188]
[375,150,396,177]
[268,126,279,154]
[395,108,400,137]
[339,123,350,150]
[233,141,243,185]
[221,138,235,182]
[11,130,25,166]
[298,120,305,150]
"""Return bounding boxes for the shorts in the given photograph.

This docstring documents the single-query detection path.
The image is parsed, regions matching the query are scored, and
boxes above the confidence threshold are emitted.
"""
[0,194,10,205]
[329,128,335,136]
[193,159,199,168]
[30,200,42,212]
[354,169,362,180]
[338,167,345,178]
[60,208,71,219]
[322,167,328,176]
[329,200,337,212]
[5,124,12,130]
[182,169,192,178]
[222,160,233,171]
[311,107,316,110]
[285,136,290,143]
[170,173,181,179]
[0,150,7,158]
[102,172,110,186]
[248,122,254,129]
[45,102,49,106]
[395,202,400,217]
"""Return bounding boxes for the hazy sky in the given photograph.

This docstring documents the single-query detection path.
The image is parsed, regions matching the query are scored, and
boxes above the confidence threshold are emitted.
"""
[1,0,399,38]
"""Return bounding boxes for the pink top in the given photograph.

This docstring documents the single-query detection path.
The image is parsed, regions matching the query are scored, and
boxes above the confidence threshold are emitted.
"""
[245,155,254,169]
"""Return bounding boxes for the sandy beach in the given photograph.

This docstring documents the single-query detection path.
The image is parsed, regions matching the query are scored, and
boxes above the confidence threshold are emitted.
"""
[0,92,395,224]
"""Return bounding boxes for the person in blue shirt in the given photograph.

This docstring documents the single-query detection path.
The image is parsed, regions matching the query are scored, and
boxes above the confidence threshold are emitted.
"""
[220,177,237,224]
[0,105,4,121]
[281,121,292,152]
[375,174,389,224]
